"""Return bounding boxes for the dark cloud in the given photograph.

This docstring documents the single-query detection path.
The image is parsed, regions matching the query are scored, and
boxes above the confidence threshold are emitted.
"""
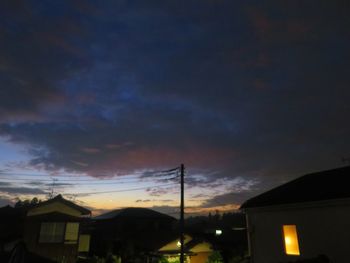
[191,193,211,199]
[0,186,47,195]
[0,0,90,122]
[201,191,254,208]
[146,186,177,197]
[135,199,151,203]
[24,181,46,186]
[0,0,349,204]
[24,181,72,187]
[136,199,173,203]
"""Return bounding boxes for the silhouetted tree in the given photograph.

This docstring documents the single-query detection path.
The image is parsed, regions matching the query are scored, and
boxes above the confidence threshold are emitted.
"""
[207,251,224,263]
[14,200,23,208]
[30,197,39,205]
[14,197,41,208]
[214,210,221,223]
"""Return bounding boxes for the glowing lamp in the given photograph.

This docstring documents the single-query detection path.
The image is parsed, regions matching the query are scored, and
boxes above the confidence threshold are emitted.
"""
[215,229,222,236]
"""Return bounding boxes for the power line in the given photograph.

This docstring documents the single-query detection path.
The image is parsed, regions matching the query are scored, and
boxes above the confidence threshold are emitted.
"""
[0,169,179,179]
[154,167,180,176]
[0,168,180,199]
[159,167,180,173]
[0,176,179,184]
[0,178,155,182]
[0,169,179,176]
[0,172,97,177]
[69,182,176,196]
[0,177,137,182]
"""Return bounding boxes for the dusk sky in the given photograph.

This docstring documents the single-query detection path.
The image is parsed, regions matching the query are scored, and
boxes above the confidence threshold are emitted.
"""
[0,0,349,216]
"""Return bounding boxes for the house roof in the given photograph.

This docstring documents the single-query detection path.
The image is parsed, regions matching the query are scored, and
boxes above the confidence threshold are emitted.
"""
[158,234,193,252]
[25,211,89,221]
[30,194,91,215]
[94,207,176,220]
[240,166,350,209]
[158,234,212,254]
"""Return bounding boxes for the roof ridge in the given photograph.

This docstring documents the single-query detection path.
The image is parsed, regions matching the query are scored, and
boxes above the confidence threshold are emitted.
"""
[30,194,91,215]
[241,166,350,209]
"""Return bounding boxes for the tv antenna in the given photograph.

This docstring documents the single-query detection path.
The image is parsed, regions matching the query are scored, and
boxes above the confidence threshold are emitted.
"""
[48,178,58,199]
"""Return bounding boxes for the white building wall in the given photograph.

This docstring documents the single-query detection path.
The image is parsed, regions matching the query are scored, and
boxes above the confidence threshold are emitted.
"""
[246,200,350,263]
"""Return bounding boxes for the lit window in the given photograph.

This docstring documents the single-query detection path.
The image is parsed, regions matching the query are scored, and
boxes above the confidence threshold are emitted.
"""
[283,225,300,255]
[78,235,91,252]
[39,222,65,243]
[65,222,79,244]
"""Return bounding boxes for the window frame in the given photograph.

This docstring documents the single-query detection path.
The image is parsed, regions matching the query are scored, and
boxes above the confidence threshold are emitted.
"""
[38,221,80,244]
[38,222,66,244]
[282,224,301,256]
[64,222,80,244]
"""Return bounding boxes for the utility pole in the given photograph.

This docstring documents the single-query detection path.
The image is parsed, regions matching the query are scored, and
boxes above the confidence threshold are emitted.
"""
[180,164,185,263]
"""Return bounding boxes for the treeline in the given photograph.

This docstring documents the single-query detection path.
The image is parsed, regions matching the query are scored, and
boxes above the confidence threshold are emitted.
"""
[186,211,246,230]
[14,197,42,208]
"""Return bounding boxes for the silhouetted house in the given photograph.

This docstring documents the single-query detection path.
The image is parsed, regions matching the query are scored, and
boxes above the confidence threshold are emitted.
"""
[158,234,213,263]
[185,212,248,262]
[24,194,91,263]
[0,205,26,251]
[91,207,177,261]
[240,166,350,263]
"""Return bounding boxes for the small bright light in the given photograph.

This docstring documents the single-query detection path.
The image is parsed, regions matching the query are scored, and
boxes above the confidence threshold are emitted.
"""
[215,229,222,236]
[177,241,181,247]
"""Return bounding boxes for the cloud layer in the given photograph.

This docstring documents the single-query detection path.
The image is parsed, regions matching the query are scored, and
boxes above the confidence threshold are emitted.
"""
[0,1,350,209]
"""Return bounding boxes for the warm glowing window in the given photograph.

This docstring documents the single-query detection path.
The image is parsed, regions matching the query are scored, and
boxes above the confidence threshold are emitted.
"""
[65,222,79,244]
[283,225,300,255]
